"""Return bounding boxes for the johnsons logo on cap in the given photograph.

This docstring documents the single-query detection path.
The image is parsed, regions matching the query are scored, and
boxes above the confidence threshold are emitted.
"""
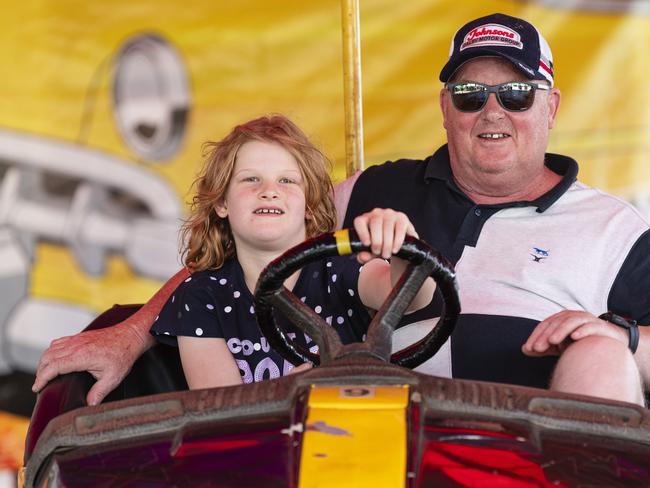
[460,23,523,51]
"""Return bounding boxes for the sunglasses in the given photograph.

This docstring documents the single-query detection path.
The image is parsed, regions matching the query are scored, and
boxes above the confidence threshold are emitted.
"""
[445,81,550,112]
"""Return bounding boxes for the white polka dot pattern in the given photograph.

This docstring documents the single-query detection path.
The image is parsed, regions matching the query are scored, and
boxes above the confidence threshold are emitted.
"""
[150,258,370,385]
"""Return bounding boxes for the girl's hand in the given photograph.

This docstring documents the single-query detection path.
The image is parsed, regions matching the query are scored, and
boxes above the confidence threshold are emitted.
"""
[353,208,418,263]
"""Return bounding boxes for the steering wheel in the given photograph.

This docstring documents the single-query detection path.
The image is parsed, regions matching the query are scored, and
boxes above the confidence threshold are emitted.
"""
[253,229,460,368]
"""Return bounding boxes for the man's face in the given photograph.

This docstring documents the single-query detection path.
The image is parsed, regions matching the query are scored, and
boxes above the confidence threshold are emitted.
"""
[440,57,561,199]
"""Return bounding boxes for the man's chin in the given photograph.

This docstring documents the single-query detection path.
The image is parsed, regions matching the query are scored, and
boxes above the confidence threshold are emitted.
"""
[475,160,516,176]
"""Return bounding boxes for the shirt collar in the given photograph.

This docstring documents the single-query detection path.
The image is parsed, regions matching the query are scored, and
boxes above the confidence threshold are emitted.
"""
[423,144,578,213]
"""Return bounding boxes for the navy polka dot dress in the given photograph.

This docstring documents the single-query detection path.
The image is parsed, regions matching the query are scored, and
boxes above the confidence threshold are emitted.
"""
[151,255,371,383]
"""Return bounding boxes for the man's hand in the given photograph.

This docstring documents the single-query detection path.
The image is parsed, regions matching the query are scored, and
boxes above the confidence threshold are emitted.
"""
[354,208,434,313]
[32,321,153,406]
[522,310,629,357]
[32,267,190,405]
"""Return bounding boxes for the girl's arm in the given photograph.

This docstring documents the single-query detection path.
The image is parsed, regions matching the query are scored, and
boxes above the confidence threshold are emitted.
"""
[178,337,242,389]
[354,208,436,313]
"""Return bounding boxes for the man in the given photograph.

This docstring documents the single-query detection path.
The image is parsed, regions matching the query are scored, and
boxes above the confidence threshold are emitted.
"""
[33,13,648,406]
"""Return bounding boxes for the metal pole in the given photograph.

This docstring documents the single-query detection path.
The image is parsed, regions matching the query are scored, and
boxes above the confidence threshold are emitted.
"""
[340,0,364,176]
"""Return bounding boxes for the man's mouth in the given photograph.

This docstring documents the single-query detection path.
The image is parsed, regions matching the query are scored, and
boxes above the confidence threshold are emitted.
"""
[254,208,284,215]
[478,133,510,140]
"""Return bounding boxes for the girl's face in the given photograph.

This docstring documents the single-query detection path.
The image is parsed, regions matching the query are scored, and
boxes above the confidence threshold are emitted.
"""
[215,140,308,254]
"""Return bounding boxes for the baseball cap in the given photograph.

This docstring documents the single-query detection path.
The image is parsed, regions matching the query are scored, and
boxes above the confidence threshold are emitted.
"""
[439,13,554,86]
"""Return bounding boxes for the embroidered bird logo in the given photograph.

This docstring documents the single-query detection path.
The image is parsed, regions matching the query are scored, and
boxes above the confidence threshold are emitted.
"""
[530,247,549,262]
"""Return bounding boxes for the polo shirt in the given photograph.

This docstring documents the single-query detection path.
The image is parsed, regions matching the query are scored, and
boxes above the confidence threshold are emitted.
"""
[343,145,650,388]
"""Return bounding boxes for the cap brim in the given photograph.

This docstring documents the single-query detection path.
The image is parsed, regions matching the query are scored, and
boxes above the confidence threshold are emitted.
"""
[439,48,545,83]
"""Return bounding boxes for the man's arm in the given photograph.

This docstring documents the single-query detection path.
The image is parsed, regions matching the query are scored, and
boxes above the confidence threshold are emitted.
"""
[333,171,362,229]
[32,267,191,405]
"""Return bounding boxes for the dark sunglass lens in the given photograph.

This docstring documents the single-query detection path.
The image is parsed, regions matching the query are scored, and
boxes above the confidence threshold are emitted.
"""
[498,84,535,111]
[451,85,487,112]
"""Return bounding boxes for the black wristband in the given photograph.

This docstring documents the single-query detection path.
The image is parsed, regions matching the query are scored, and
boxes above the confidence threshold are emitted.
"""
[598,312,639,354]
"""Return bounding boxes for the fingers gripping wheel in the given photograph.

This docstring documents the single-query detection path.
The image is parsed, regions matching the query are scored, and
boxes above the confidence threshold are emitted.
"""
[253,229,460,368]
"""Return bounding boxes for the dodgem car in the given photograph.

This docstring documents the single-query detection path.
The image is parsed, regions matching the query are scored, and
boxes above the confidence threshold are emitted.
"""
[21,231,650,487]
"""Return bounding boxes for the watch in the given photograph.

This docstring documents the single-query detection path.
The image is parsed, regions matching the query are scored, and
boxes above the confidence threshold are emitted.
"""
[598,312,639,354]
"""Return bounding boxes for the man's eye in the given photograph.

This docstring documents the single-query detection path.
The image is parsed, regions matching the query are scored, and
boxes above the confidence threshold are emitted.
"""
[454,83,483,94]
[502,82,532,92]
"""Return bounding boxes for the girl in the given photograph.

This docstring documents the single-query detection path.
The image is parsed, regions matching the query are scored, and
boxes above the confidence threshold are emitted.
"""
[150,115,434,389]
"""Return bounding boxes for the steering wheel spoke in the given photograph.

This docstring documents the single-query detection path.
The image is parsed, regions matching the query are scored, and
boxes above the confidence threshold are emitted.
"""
[266,287,343,364]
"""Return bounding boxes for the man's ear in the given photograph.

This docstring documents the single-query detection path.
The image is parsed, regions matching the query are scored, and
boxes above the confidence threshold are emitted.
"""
[215,199,228,218]
[440,88,450,130]
[547,87,561,129]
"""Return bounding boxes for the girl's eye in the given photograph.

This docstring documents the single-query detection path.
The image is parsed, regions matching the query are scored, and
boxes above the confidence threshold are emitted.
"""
[279,177,296,184]
[242,176,259,182]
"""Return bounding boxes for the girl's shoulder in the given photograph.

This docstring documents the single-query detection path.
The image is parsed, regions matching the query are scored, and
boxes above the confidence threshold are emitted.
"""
[171,259,249,303]
[186,258,245,286]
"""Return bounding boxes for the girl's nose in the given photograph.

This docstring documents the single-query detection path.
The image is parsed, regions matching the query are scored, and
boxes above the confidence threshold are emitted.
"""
[259,183,279,199]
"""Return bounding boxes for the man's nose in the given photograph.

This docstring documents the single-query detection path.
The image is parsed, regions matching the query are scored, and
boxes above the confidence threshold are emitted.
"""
[481,92,505,120]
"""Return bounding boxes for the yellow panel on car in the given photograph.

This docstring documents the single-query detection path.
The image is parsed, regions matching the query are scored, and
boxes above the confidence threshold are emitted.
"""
[299,384,409,487]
